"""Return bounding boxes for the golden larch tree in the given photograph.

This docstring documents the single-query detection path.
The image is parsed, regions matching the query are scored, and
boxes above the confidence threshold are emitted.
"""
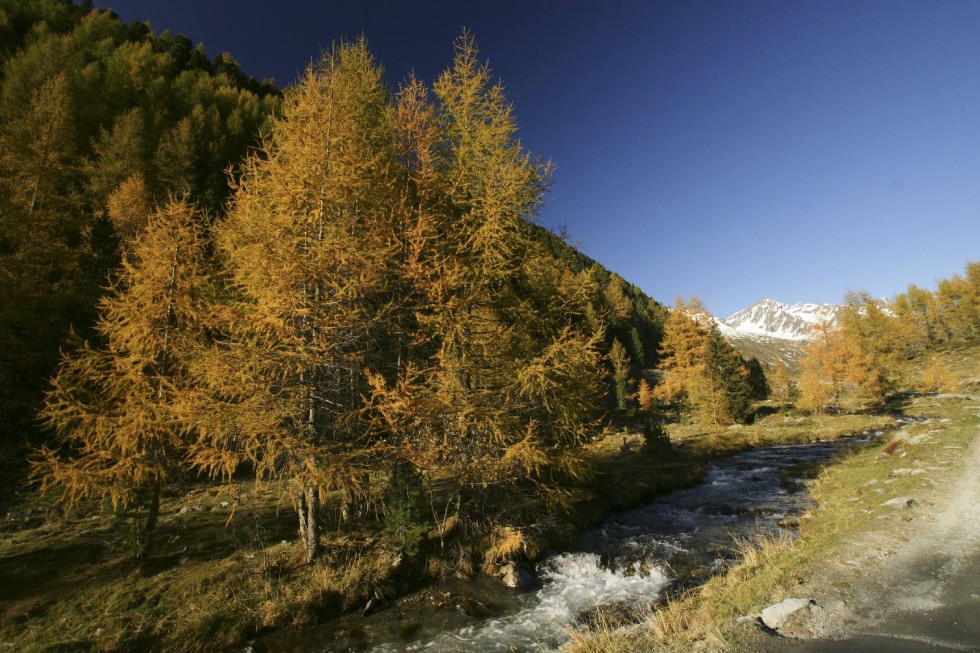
[655,298,750,428]
[768,362,793,403]
[35,199,207,560]
[654,298,710,407]
[797,320,881,413]
[367,33,605,563]
[196,40,396,562]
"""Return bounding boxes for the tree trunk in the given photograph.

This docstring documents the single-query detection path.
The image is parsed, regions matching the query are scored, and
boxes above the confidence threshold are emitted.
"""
[297,483,320,563]
[136,477,161,562]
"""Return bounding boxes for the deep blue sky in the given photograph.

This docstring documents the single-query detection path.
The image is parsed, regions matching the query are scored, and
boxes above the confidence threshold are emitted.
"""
[99,1,980,317]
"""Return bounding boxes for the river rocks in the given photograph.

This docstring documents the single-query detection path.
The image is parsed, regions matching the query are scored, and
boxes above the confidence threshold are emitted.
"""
[363,584,398,616]
[363,596,381,616]
[759,597,821,636]
[456,597,497,618]
[498,562,532,589]
[889,467,924,477]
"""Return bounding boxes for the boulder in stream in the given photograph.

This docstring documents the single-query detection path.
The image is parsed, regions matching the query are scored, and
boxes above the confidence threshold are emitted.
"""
[498,562,532,589]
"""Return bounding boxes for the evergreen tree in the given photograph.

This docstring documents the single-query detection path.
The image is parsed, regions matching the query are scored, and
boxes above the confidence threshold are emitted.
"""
[744,357,769,400]
[629,326,646,368]
[693,325,751,427]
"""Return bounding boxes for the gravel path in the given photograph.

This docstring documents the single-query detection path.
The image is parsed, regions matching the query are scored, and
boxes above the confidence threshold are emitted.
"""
[750,408,980,652]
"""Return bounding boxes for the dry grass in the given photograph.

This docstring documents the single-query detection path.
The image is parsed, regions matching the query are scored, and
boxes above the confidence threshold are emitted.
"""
[644,533,796,652]
[0,481,397,652]
[564,533,799,653]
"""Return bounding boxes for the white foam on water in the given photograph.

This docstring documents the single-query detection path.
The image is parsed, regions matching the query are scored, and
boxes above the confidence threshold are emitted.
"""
[371,552,670,652]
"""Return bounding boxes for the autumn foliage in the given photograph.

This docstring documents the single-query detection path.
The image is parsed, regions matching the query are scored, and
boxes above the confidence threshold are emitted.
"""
[798,263,978,412]
[35,35,619,566]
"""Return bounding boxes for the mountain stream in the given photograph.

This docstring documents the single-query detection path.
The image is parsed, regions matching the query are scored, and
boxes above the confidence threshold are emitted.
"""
[249,432,885,653]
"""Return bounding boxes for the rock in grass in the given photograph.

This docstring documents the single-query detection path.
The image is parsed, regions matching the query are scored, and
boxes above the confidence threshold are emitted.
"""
[880,496,917,509]
[760,598,816,633]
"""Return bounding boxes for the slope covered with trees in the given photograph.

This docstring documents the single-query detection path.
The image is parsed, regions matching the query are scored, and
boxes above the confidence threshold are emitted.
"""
[0,5,711,650]
[0,0,280,490]
[797,262,979,412]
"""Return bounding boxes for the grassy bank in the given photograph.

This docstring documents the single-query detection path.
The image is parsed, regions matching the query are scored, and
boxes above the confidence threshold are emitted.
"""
[670,411,897,458]
[0,482,394,651]
[568,344,980,652]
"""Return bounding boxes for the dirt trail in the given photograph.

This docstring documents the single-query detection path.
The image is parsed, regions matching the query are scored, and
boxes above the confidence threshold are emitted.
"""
[755,405,980,652]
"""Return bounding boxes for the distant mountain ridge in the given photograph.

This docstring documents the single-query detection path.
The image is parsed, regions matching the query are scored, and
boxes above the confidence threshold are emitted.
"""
[717,298,842,342]
[713,299,845,370]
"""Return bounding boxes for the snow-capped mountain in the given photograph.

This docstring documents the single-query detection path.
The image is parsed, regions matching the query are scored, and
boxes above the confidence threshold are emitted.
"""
[717,298,841,342]
[713,299,843,369]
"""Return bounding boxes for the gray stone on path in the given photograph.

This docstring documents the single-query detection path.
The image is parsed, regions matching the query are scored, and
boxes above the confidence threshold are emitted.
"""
[760,598,816,633]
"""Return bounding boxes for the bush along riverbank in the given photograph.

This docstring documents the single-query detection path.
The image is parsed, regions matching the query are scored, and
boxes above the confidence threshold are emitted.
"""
[568,344,980,653]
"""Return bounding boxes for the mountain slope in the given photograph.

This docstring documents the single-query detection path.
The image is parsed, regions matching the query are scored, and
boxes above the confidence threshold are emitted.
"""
[721,298,841,341]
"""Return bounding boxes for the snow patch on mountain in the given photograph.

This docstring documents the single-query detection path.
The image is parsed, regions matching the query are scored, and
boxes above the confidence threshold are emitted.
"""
[717,298,841,342]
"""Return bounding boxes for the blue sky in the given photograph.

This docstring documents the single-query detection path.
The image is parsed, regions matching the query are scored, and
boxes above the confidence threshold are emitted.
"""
[101,1,980,317]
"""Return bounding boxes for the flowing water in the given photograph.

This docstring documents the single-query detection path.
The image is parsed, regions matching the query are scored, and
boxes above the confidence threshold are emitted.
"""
[250,432,883,653]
